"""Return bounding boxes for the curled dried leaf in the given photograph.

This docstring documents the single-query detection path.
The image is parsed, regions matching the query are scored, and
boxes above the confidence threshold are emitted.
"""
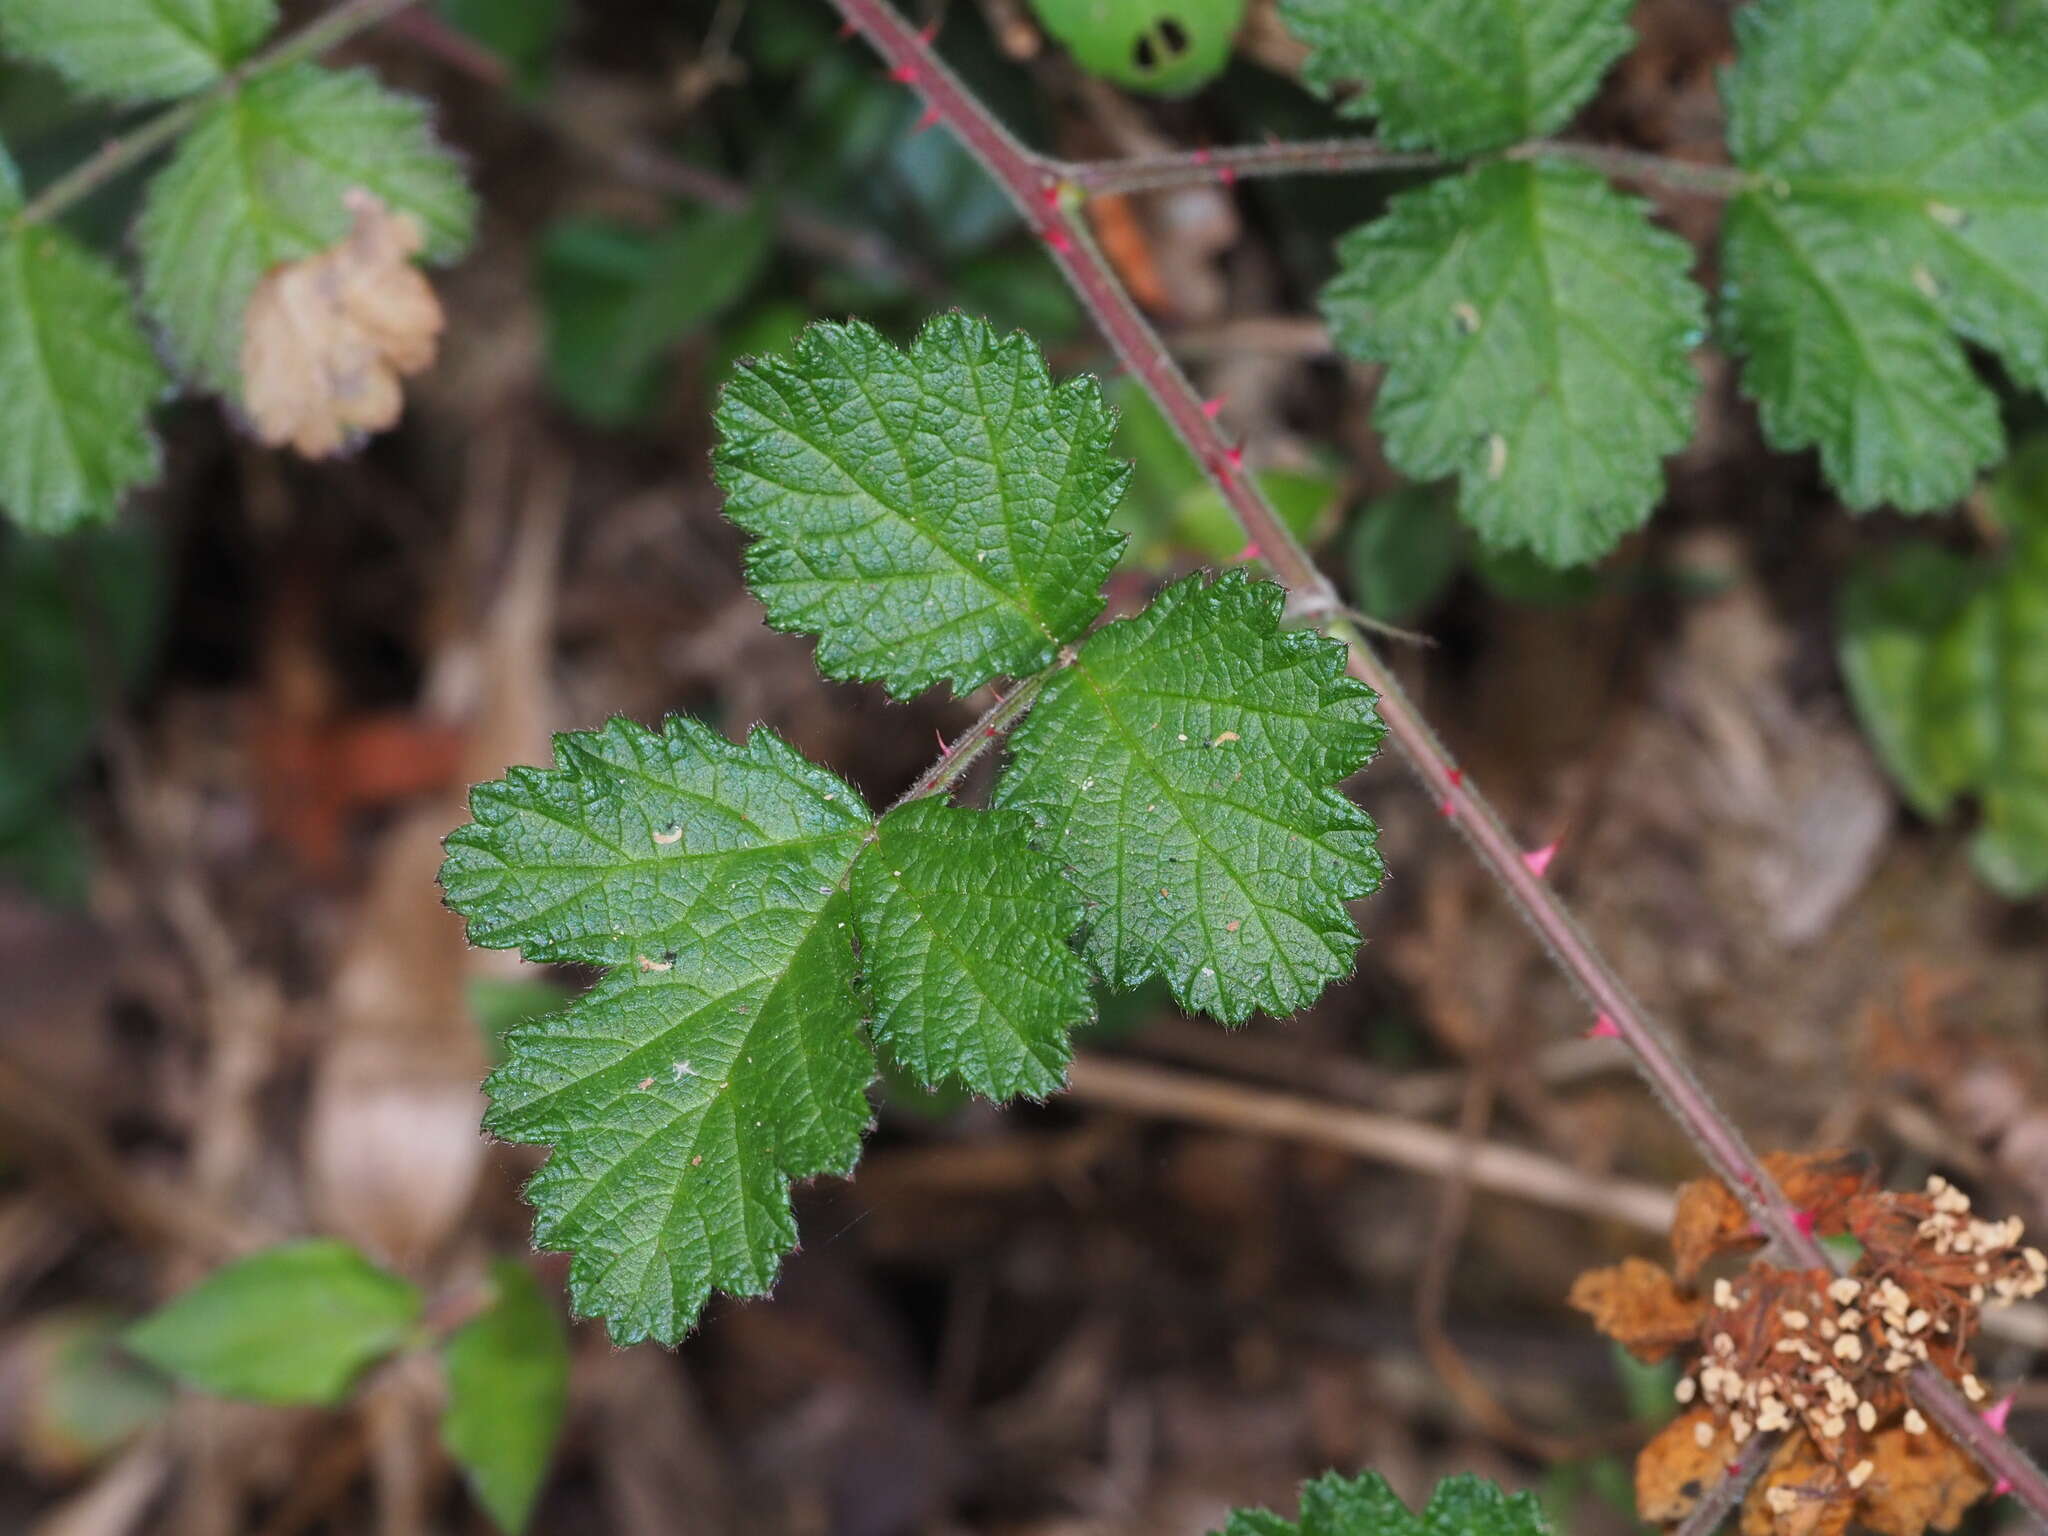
[240,189,444,458]
[1671,1150,1876,1282]
[1636,1408,1735,1524]
[1857,1423,1989,1536]
[1569,1257,1707,1362]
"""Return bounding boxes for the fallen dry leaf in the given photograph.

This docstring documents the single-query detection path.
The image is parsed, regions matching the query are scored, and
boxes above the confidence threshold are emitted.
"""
[241,189,444,458]
[1568,1257,1706,1362]
[1636,1408,1734,1524]
[1671,1149,1876,1282]
[1855,1424,1989,1536]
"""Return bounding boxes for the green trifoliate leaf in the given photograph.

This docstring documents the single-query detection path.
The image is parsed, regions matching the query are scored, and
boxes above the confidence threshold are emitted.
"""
[994,572,1384,1023]
[444,718,876,1345]
[440,1260,568,1534]
[0,224,166,534]
[1278,0,1632,154]
[0,0,275,102]
[852,800,1090,1099]
[1027,0,1246,95]
[1721,0,2048,511]
[122,1240,420,1405]
[1322,161,1703,567]
[1840,440,2048,897]
[715,314,1128,700]
[1219,1471,1553,1536]
[137,63,474,400]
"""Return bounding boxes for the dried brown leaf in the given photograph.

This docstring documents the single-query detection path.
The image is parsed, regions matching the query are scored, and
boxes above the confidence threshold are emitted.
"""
[1856,1426,1991,1536]
[240,189,444,458]
[1637,1408,1735,1524]
[1671,1150,1876,1281]
[1569,1257,1707,1362]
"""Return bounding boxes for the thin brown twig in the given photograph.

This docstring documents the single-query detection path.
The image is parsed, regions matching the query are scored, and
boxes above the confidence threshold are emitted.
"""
[1413,1032,1590,1461]
[1064,1055,1677,1232]
[820,0,2048,1517]
[1054,134,1754,200]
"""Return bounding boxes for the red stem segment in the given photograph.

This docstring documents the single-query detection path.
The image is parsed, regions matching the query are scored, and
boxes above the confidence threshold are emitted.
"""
[1057,136,1755,199]
[822,0,2048,1518]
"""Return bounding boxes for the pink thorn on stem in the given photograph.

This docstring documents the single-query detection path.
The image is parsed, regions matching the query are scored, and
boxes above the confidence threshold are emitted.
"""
[1201,396,1226,419]
[1446,768,1465,787]
[1039,182,1062,208]
[935,729,953,757]
[1438,797,1457,819]
[1996,1480,2016,1498]
[1984,1396,2015,1435]
[1223,443,1245,472]
[1521,841,1559,878]
[912,105,942,134]
[1218,164,1238,187]
[1586,1013,1620,1040]
[1191,147,1212,166]
[1235,541,1261,563]
[1792,1209,1817,1237]
[1042,224,1074,254]
[917,18,939,42]
[888,62,919,84]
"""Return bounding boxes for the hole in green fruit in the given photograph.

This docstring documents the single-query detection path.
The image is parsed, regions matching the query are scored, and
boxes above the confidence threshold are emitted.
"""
[1131,16,1192,73]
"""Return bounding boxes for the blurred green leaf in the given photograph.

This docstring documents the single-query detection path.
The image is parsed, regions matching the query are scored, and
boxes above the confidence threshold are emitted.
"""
[708,300,814,389]
[0,522,157,900]
[467,976,570,1066]
[952,252,1083,344]
[440,1261,569,1534]
[539,205,771,426]
[0,0,276,104]
[1840,439,2048,896]
[1472,542,1604,607]
[0,221,166,534]
[124,1240,421,1405]
[437,0,565,91]
[1610,1341,1678,1427]
[1347,485,1462,624]
[1111,382,1338,566]
[17,1310,171,1477]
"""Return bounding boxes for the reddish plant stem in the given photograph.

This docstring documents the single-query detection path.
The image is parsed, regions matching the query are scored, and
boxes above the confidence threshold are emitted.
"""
[824,0,2048,1518]
[1057,135,1753,200]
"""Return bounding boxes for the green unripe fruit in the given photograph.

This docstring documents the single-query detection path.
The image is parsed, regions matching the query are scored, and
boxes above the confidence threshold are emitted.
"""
[1028,0,1246,94]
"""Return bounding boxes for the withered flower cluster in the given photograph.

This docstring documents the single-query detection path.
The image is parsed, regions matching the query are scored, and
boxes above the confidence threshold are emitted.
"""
[1572,1153,2044,1536]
